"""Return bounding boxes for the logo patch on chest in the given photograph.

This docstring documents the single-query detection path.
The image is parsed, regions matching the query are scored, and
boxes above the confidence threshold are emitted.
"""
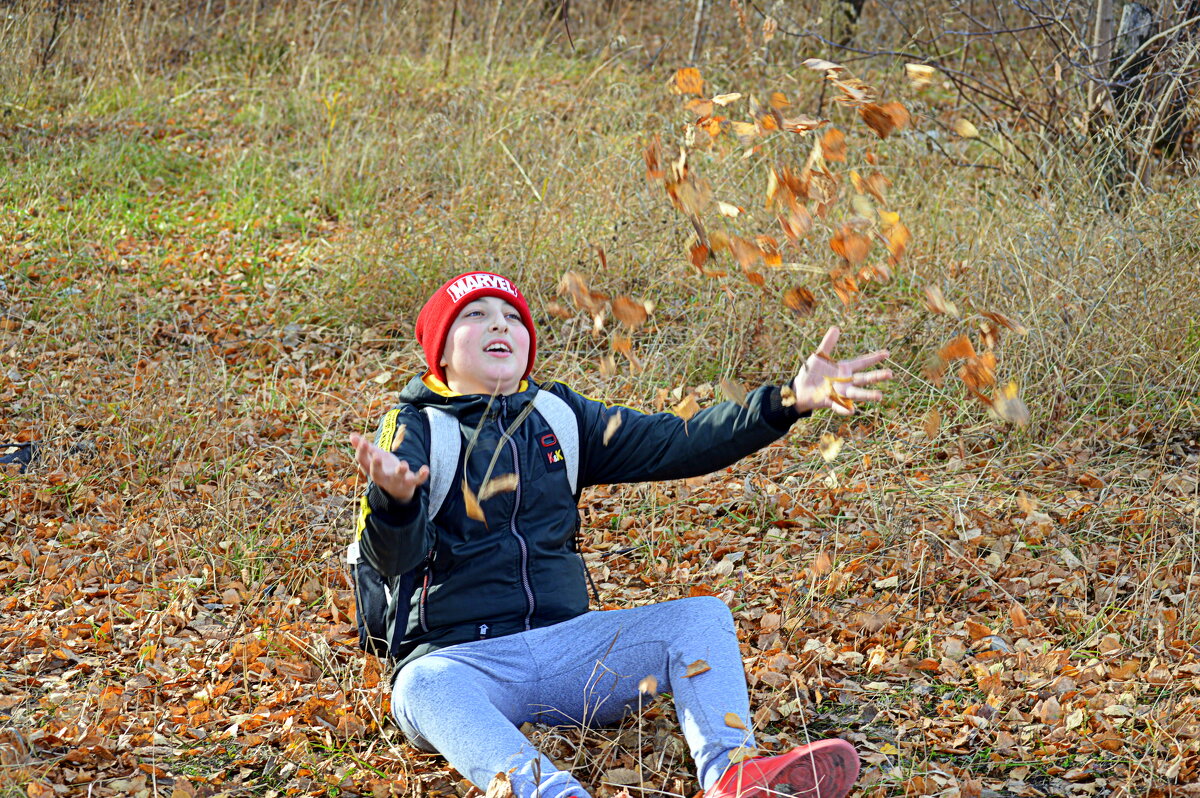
[539,433,565,471]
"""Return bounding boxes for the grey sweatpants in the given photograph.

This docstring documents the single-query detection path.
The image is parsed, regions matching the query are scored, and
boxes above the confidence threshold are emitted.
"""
[390,596,755,798]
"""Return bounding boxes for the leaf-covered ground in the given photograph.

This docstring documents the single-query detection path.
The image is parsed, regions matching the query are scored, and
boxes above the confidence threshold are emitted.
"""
[2,4,1200,797]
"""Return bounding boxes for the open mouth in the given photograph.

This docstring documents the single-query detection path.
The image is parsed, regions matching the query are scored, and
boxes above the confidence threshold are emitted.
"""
[485,341,512,355]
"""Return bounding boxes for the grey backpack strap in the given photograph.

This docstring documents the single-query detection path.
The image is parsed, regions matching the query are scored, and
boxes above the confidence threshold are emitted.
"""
[531,389,579,495]
[423,406,461,518]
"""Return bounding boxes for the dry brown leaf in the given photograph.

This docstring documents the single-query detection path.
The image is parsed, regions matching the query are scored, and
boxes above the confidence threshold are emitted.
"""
[546,301,573,320]
[830,226,870,265]
[688,243,710,272]
[672,67,705,96]
[954,118,980,138]
[720,377,748,407]
[991,380,1030,426]
[603,413,622,446]
[803,58,845,72]
[906,63,936,89]
[674,394,700,421]
[821,128,847,162]
[604,768,641,786]
[712,92,743,106]
[769,91,790,109]
[389,423,407,452]
[783,287,816,318]
[980,310,1028,336]
[939,335,977,361]
[923,408,941,439]
[485,772,515,798]
[885,222,911,264]
[923,285,960,317]
[463,480,485,522]
[724,712,748,731]
[717,201,742,218]
[478,473,519,501]
[859,102,908,139]
[612,296,649,330]
[728,747,760,763]
[819,432,844,462]
[685,659,712,677]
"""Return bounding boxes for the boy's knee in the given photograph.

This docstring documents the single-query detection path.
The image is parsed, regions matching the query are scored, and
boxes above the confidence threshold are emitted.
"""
[391,656,462,740]
[679,595,735,629]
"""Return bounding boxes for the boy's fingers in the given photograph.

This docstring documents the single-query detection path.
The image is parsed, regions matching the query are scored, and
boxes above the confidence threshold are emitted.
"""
[815,326,841,357]
[851,368,893,386]
[843,350,890,371]
[845,387,884,402]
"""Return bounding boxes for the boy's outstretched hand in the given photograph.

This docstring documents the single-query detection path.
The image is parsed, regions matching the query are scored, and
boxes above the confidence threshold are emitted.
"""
[792,326,892,415]
[349,432,430,503]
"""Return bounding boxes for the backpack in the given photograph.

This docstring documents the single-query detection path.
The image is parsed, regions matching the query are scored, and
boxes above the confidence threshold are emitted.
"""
[346,390,580,658]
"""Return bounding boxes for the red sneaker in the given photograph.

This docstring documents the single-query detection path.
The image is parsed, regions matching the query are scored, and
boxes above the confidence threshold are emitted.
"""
[706,738,860,798]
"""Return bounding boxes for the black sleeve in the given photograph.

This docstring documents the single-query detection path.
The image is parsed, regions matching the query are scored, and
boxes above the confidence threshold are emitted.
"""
[550,383,808,488]
[356,406,438,577]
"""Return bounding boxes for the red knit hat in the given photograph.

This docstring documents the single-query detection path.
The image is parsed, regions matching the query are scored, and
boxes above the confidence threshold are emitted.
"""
[415,271,537,383]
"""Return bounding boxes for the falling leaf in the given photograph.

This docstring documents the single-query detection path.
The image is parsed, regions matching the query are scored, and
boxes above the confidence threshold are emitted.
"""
[603,413,622,445]
[859,102,909,139]
[612,296,650,329]
[724,712,748,731]
[820,128,847,162]
[712,92,743,106]
[980,310,1028,335]
[644,137,664,180]
[479,473,519,501]
[818,432,844,462]
[674,394,700,421]
[546,301,573,320]
[803,58,845,72]
[389,423,407,452]
[923,285,960,317]
[762,15,778,43]
[685,659,712,677]
[939,335,976,361]
[598,354,617,376]
[780,385,796,407]
[783,287,816,318]
[720,377,748,407]
[672,67,705,96]
[954,119,980,138]
[717,201,742,218]
[780,115,826,133]
[830,226,870,265]
[689,243,710,271]
[923,408,941,439]
[905,63,936,89]
[637,674,658,696]
[885,222,911,264]
[769,91,790,109]
[463,480,485,522]
[992,380,1030,426]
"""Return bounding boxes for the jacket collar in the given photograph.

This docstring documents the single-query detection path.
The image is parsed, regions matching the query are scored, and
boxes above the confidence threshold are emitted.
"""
[397,373,538,422]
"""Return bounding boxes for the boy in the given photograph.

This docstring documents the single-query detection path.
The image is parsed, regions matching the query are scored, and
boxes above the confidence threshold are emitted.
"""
[350,271,891,798]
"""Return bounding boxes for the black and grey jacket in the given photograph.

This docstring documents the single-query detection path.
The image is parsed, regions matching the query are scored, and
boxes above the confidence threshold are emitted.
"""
[357,375,806,670]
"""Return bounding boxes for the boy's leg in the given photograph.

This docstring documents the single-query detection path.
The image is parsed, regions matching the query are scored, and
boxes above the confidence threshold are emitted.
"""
[392,640,591,798]
[520,596,753,791]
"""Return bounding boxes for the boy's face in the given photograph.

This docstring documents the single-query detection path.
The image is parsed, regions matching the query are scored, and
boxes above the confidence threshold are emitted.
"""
[441,296,531,396]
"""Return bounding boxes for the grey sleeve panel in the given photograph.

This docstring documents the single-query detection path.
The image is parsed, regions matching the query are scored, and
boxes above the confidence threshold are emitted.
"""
[532,390,579,495]
[423,406,462,519]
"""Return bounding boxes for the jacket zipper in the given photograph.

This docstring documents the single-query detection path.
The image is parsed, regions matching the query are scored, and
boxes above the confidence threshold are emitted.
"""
[499,397,536,630]
[418,570,431,633]
[418,549,434,633]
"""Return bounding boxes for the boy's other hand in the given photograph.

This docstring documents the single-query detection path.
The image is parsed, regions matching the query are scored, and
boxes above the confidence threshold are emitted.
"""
[792,326,892,416]
[350,432,430,503]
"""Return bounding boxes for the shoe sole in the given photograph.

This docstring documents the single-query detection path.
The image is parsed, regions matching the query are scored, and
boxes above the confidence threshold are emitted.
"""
[766,738,860,798]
